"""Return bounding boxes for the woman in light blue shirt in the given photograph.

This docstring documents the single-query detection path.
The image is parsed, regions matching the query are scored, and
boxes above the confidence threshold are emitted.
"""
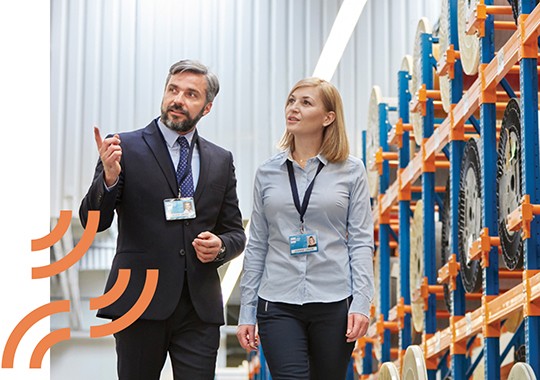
[237,77,375,380]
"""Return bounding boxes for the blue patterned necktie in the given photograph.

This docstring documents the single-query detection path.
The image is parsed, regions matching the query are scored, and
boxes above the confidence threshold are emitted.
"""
[176,136,194,197]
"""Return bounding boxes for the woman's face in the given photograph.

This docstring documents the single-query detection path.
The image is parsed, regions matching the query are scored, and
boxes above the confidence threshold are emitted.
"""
[285,86,334,138]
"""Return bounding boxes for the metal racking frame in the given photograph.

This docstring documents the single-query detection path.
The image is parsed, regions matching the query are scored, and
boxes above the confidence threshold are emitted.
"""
[362,0,540,378]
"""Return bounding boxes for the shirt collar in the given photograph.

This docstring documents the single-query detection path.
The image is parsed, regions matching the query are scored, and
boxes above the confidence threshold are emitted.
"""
[280,149,328,166]
[157,118,196,148]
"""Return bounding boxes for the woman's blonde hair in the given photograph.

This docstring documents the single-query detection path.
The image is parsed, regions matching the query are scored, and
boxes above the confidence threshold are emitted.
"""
[278,77,350,163]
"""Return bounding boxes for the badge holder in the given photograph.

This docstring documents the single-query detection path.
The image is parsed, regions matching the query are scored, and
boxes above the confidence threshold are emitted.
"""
[164,196,196,221]
[289,231,319,255]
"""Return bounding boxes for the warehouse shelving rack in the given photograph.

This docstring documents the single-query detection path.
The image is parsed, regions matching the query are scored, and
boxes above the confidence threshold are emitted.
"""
[360,0,540,379]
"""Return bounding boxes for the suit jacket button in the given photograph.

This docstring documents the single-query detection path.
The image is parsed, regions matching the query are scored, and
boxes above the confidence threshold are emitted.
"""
[179,249,186,256]
[184,221,190,226]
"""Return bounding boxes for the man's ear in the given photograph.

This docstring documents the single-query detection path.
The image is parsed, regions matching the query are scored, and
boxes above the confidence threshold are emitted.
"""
[202,102,213,116]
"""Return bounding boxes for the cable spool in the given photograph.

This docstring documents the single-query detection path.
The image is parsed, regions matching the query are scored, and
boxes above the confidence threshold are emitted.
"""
[472,359,484,380]
[497,98,524,270]
[410,200,425,333]
[508,0,540,24]
[366,86,383,198]
[411,18,440,146]
[410,200,445,333]
[458,0,481,75]
[402,345,428,380]
[439,0,452,113]
[440,177,482,314]
[353,343,364,376]
[391,257,400,308]
[379,361,401,380]
[458,138,483,293]
[508,362,538,380]
[441,178,453,311]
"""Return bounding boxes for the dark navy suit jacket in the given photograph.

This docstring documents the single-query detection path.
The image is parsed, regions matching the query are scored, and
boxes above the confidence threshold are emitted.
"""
[79,120,246,325]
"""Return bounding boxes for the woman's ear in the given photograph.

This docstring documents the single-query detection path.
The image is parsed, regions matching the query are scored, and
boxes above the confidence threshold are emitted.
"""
[323,111,336,127]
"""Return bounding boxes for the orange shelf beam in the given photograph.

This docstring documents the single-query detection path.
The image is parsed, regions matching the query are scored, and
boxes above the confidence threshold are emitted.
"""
[507,194,540,239]
[426,271,540,359]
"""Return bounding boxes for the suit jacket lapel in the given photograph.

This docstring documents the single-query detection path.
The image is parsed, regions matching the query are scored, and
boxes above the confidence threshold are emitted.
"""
[142,120,178,196]
[195,136,211,204]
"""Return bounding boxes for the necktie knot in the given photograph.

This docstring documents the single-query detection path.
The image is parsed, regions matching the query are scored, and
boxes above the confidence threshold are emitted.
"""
[178,136,189,149]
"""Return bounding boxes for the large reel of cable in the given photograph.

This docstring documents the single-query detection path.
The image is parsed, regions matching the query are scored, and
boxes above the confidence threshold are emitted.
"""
[441,178,453,311]
[497,98,524,270]
[410,200,445,333]
[402,345,428,380]
[441,177,483,314]
[379,362,401,380]
[458,0,481,75]
[366,86,383,198]
[410,200,425,333]
[508,0,540,24]
[439,0,452,113]
[508,362,538,380]
[458,138,483,293]
[411,18,436,146]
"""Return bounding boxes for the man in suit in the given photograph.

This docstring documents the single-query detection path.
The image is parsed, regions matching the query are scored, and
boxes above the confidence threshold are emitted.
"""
[79,59,246,380]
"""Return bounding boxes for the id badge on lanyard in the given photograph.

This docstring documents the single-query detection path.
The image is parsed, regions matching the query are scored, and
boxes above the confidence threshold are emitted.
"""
[164,196,196,220]
[286,159,324,256]
[289,232,319,255]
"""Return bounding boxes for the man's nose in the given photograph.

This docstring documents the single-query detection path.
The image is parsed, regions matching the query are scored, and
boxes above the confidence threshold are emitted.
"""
[173,92,186,105]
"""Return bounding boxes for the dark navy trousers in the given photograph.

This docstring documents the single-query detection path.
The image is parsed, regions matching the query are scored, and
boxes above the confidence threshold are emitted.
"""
[257,297,355,380]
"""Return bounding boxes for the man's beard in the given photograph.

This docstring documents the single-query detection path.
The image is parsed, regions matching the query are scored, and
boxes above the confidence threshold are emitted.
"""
[161,104,205,133]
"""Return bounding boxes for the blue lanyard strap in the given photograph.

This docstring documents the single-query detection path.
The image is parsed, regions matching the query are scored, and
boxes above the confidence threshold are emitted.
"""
[286,160,324,226]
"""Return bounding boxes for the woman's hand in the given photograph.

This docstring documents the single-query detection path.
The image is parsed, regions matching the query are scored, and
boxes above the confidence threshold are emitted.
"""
[236,324,259,351]
[346,313,369,342]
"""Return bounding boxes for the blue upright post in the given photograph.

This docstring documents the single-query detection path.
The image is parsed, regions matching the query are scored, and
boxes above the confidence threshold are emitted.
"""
[379,102,392,363]
[479,1,500,378]
[362,130,367,165]
[420,32,437,380]
[398,66,412,358]
[362,341,373,375]
[448,0,467,378]
[519,0,540,375]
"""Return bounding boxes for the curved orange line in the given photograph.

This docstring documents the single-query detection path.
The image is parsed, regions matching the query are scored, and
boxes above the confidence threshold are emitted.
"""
[2,300,70,368]
[90,270,159,338]
[32,210,100,279]
[30,328,71,368]
[89,269,131,310]
[31,210,72,251]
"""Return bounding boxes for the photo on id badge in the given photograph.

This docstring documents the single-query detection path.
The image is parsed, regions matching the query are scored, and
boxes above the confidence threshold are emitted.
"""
[289,233,318,255]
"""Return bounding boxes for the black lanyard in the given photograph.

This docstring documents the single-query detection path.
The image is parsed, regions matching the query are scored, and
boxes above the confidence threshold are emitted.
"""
[286,159,324,232]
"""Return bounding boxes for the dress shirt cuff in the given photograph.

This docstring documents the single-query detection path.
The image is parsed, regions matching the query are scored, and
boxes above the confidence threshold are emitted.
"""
[103,176,119,192]
[238,304,257,325]
[349,293,372,318]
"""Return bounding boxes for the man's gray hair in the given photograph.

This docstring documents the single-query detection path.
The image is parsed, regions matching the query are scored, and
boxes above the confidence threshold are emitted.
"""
[166,60,220,103]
